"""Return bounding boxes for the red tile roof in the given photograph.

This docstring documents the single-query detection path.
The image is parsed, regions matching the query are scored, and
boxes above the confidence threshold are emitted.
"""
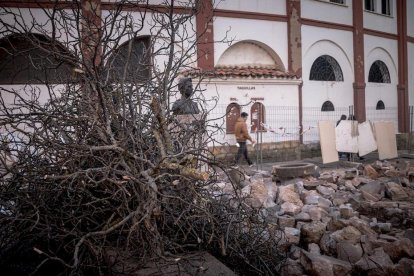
[182,66,297,79]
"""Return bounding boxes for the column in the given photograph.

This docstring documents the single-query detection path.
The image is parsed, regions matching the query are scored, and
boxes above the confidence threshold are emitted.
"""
[397,0,409,133]
[196,0,214,70]
[353,0,366,123]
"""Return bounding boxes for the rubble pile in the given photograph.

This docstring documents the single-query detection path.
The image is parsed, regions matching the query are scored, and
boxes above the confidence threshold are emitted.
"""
[213,159,414,275]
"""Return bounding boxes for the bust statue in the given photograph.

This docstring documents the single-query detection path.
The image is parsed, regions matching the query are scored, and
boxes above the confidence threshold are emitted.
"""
[171,77,200,115]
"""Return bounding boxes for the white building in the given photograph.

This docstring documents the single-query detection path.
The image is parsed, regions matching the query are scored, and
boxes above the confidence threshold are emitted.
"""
[1,0,413,153]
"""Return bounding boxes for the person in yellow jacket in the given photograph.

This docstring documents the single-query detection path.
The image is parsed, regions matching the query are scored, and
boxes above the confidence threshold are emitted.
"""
[234,112,256,166]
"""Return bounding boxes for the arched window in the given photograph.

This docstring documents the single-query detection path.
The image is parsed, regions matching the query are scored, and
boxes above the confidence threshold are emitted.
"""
[226,103,240,134]
[0,33,75,84]
[106,36,151,83]
[376,100,385,110]
[251,102,266,132]
[310,55,343,81]
[321,101,335,111]
[368,60,390,83]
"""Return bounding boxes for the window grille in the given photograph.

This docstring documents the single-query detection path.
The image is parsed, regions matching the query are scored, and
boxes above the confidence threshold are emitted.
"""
[310,55,344,81]
[368,60,391,83]
[251,102,266,132]
[226,103,240,134]
[106,36,151,83]
[0,34,75,84]
[321,101,335,112]
[376,100,385,110]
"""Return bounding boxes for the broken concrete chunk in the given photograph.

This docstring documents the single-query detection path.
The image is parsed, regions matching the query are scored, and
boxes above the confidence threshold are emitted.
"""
[392,258,414,276]
[381,238,414,262]
[364,164,379,179]
[355,247,393,274]
[308,243,321,255]
[371,222,392,233]
[318,197,332,210]
[336,242,363,263]
[280,258,305,276]
[300,250,352,276]
[303,180,323,190]
[281,202,302,216]
[344,169,358,180]
[316,185,335,197]
[284,227,301,245]
[301,222,327,244]
[331,226,362,244]
[319,233,337,256]
[278,184,304,207]
[385,182,409,201]
[361,190,381,201]
[295,212,312,222]
[318,173,334,183]
[278,215,296,229]
[349,217,378,240]
[339,204,354,219]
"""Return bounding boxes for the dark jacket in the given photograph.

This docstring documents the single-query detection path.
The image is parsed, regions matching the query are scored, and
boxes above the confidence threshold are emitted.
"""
[234,117,252,142]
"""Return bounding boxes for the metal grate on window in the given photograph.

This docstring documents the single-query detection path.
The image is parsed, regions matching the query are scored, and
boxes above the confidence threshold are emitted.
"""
[376,100,385,110]
[321,101,335,112]
[0,33,75,84]
[251,102,266,132]
[106,36,151,83]
[225,103,241,134]
[310,55,344,81]
[368,60,390,83]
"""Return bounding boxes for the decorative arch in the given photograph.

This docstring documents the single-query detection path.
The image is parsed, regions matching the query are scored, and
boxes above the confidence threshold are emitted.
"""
[321,101,335,111]
[217,40,285,71]
[310,55,344,81]
[368,60,391,83]
[304,39,353,85]
[366,47,397,84]
[105,36,151,82]
[376,100,385,110]
[251,102,266,132]
[304,39,353,71]
[0,33,76,84]
[226,103,240,134]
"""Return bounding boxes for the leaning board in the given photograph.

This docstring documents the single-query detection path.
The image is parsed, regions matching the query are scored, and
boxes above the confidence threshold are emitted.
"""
[373,121,397,160]
[358,121,377,156]
[336,120,358,153]
[319,121,339,164]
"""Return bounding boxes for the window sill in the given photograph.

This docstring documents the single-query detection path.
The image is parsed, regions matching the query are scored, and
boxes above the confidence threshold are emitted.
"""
[364,9,393,18]
[313,0,348,8]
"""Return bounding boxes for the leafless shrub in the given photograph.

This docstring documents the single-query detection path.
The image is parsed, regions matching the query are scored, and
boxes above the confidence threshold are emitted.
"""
[0,1,286,275]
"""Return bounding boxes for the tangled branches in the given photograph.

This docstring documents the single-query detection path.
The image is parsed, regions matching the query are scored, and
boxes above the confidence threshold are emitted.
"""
[0,1,287,275]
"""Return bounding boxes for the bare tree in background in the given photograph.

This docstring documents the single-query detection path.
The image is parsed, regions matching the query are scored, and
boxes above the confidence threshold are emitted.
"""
[0,1,285,275]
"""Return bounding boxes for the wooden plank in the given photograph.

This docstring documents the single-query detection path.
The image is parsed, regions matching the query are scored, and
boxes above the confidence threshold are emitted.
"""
[335,120,358,153]
[319,121,339,164]
[358,121,378,156]
[373,121,398,160]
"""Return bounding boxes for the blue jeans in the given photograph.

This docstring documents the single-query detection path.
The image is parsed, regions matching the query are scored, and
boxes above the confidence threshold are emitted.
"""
[235,141,252,165]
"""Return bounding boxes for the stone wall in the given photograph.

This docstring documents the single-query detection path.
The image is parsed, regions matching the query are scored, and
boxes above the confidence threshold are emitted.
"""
[210,134,410,163]
[210,140,322,163]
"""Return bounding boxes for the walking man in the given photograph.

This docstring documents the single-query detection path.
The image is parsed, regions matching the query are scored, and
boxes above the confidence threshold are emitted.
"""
[234,112,256,166]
